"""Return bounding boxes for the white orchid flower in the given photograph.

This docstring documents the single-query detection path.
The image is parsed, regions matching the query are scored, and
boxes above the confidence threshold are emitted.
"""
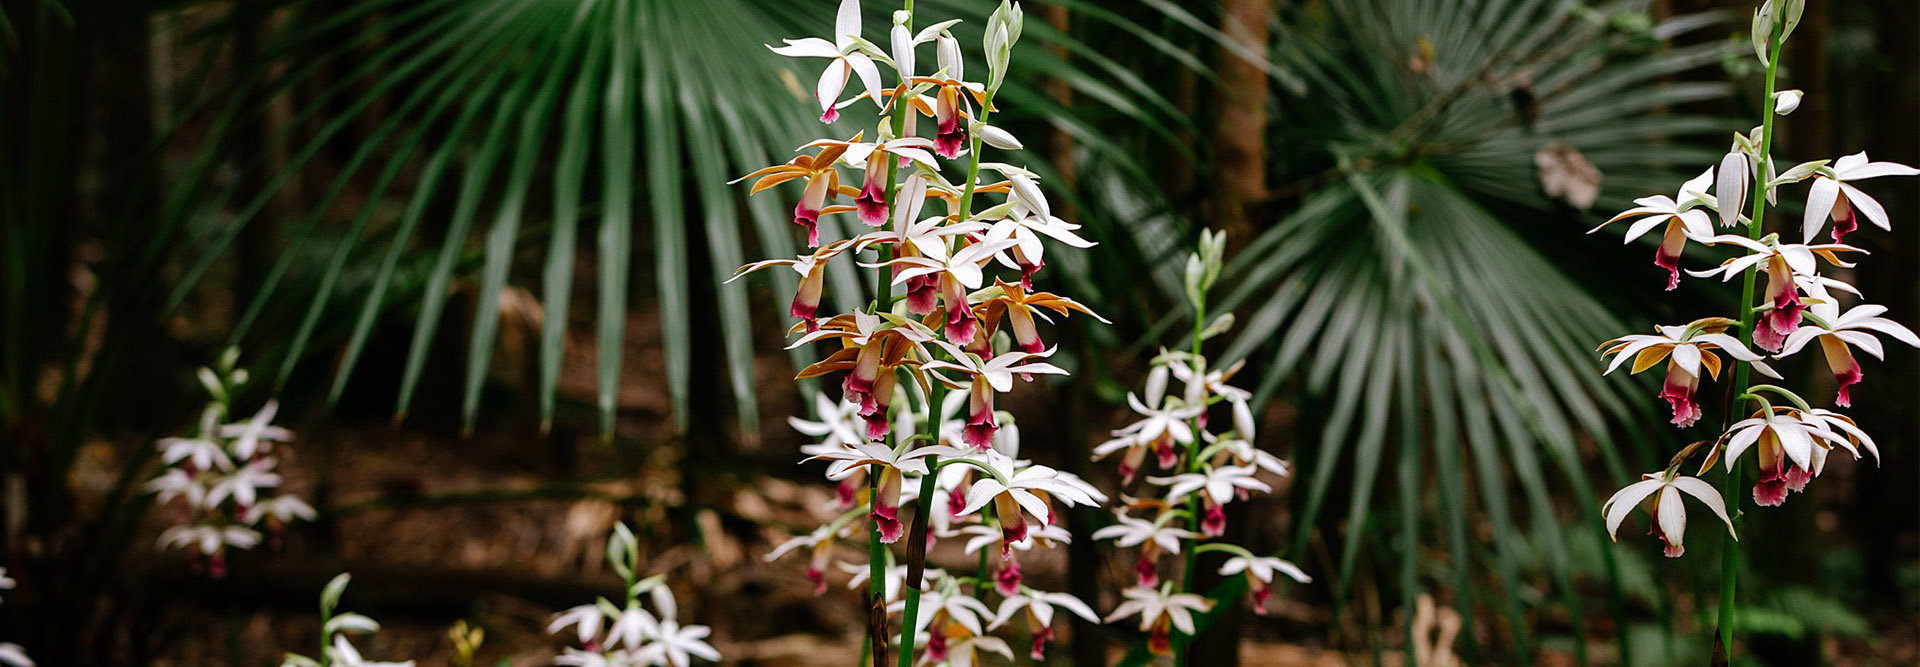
[218,400,293,461]
[988,588,1099,660]
[1091,513,1199,587]
[957,452,1106,554]
[923,345,1067,449]
[330,634,415,667]
[1691,234,1866,352]
[1714,408,1854,507]
[766,0,884,123]
[1219,553,1311,614]
[1598,317,1776,428]
[1147,465,1271,536]
[1779,282,1920,407]
[1602,470,1733,558]
[1589,167,1717,289]
[1104,585,1214,657]
[1802,151,1920,242]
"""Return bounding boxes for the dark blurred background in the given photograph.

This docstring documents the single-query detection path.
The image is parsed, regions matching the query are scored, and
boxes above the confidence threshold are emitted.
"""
[1,0,1914,664]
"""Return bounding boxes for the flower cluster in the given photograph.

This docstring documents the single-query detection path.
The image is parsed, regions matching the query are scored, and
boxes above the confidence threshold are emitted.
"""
[740,0,1115,662]
[548,525,720,667]
[775,384,1109,660]
[1090,231,1309,657]
[145,350,314,578]
[279,574,414,667]
[1596,0,1917,559]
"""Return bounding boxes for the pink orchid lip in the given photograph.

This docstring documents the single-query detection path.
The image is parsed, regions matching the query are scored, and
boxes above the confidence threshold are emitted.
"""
[861,372,898,441]
[1028,627,1055,660]
[873,468,905,543]
[791,275,824,331]
[993,495,1027,556]
[1818,335,1862,407]
[1829,193,1856,241]
[844,347,884,405]
[1783,462,1813,493]
[1753,459,1790,507]
[1659,364,1702,428]
[1650,522,1684,558]
[1009,309,1044,354]
[792,205,822,247]
[1655,223,1686,291]
[905,275,939,315]
[835,477,861,509]
[994,556,1022,595]
[855,164,889,227]
[1120,446,1147,484]
[943,279,979,343]
[933,91,965,158]
[807,541,834,594]
[963,379,998,450]
[794,176,833,246]
[1755,260,1803,352]
[1153,435,1179,470]
[1200,501,1227,537]
[1135,554,1159,587]
[1018,258,1043,290]
[946,483,969,518]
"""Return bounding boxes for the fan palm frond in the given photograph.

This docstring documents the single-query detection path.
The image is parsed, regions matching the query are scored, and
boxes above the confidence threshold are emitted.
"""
[1166,0,1739,661]
[152,0,1206,439]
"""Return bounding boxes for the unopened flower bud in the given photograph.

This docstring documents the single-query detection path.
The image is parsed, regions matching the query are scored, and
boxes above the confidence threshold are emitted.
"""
[1772,89,1802,115]
[978,124,1023,150]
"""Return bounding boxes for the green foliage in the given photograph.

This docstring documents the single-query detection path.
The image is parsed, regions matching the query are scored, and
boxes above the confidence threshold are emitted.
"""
[1735,586,1871,640]
[156,0,1199,442]
[1138,0,1743,661]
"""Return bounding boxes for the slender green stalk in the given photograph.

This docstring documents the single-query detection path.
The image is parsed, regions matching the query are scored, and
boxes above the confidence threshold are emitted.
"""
[897,52,1002,667]
[1717,18,1785,660]
[1174,293,1207,667]
[895,378,942,667]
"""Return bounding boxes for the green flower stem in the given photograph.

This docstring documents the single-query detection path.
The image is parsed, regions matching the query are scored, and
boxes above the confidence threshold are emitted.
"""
[1175,292,1208,667]
[1744,384,1811,412]
[1718,15,1786,660]
[895,377,943,667]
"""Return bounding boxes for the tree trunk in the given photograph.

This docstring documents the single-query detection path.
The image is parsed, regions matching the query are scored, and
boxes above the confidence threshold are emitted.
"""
[1209,0,1272,243]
